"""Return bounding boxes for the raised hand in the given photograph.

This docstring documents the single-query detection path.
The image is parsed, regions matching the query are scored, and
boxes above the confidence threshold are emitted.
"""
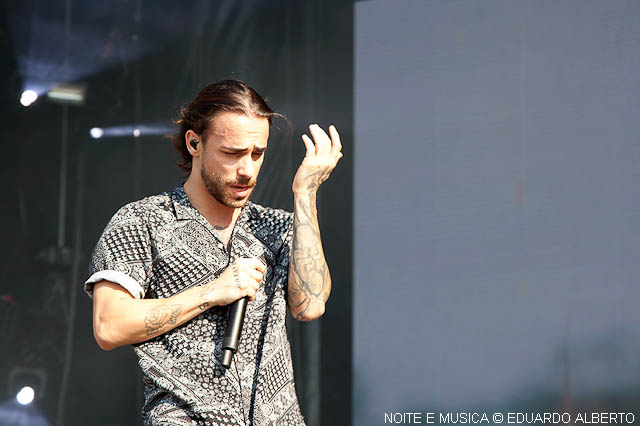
[292,124,343,195]
[287,123,343,321]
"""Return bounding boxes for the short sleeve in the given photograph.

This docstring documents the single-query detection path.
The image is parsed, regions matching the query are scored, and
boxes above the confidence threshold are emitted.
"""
[84,205,153,299]
[274,212,294,291]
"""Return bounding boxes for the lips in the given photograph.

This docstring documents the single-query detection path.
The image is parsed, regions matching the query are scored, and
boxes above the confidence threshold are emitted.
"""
[230,185,253,196]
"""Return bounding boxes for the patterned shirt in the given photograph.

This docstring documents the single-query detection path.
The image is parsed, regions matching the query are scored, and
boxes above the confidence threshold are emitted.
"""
[85,186,306,426]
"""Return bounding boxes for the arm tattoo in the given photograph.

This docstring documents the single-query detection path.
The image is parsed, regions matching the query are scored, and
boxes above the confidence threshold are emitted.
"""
[300,169,328,193]
[199,302,210,311]
[144,304,182,336]
[289,194,330,319]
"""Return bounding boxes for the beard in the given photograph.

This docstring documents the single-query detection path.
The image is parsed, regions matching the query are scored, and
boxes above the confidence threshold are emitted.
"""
[201,162,255,208]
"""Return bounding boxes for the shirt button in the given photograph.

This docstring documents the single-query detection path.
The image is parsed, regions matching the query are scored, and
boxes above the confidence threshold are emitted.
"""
[218,243,224,250]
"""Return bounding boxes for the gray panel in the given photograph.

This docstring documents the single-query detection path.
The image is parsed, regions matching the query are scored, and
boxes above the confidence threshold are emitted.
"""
[354,1,640,425]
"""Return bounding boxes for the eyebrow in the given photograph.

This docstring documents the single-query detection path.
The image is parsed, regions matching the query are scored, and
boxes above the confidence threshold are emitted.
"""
[221,146,267,153]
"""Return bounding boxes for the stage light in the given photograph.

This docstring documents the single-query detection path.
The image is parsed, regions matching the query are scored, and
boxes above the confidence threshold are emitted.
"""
[16,386,35,406]
[46,83,86,104]
[89,124,172,139]
[8,367,46,405]
[20,90,38,107]
[90,127,104,139]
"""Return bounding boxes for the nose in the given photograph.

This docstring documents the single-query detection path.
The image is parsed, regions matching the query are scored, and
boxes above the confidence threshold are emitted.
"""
[237,154,255,179]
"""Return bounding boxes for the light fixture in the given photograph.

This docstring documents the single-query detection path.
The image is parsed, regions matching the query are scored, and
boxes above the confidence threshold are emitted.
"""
[90,127,104,139]
[88,124,172,139]
[16,386,35,406]
[8,367,46,405]
[20,90,38,107]
[46,83,86,104]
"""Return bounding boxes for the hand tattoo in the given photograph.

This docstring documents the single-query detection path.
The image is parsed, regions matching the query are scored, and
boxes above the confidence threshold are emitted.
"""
[144,304,182,336]
[232,263,244,288]
[298,169,328,193]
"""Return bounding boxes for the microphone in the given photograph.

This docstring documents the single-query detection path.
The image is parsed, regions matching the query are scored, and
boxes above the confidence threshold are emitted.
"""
[221,296,248,369]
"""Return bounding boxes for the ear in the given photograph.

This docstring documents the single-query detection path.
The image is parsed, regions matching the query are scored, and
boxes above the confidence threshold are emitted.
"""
[185,130,201,156]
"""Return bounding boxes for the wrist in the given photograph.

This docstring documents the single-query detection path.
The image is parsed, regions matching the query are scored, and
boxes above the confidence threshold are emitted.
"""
[199,281,218,305]
[292,189,317,199]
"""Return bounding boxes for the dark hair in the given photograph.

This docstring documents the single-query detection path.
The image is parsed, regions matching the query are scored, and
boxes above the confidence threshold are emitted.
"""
[170,79,284,173]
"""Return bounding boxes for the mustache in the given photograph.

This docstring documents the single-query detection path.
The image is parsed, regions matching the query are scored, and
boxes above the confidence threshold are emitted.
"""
[229,179,256,187]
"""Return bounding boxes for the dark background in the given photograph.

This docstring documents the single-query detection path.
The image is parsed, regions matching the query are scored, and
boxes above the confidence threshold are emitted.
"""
[0,1,353,425]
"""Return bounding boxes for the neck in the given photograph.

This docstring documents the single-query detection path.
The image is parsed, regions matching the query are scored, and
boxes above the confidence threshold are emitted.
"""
[183,171,241,227]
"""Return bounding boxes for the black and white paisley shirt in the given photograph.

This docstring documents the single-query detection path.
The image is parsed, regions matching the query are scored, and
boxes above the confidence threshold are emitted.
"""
[85,185,306,426]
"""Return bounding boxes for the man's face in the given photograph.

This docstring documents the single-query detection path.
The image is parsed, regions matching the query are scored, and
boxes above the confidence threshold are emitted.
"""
[199,112,269,208]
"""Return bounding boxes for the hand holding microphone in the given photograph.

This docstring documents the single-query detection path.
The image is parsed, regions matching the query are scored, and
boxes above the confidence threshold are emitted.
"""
[213,258,265,368]
[212,258,265,305]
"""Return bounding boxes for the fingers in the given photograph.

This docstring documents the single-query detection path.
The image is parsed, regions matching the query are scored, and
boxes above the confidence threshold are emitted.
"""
[222,258,265,302]
[303,124,343,161]
[246,268,264,286]
[329,124,342,158]
[246,257,266,273]
[211,258,270,305]
[308,124,331,157]
[301,134,315,158]
[241,260,265,301]
[233,258,266,288]
[235,257,266,271]
[242,281,259,301]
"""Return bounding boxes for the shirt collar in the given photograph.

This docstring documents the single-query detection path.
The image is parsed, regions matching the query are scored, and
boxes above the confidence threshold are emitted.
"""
[170,185,198,221]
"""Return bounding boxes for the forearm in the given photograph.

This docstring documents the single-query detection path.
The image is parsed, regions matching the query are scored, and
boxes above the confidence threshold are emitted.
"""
[287,191,331,321]
[93,280,219,350]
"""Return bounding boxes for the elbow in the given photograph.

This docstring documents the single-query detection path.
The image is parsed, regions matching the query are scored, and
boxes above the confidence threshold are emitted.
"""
[96,338,115,352]
[293,303,325,322]
[93,318,120,351]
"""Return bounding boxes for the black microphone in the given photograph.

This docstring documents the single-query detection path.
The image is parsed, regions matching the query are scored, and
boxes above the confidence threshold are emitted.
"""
[221,296,248,369]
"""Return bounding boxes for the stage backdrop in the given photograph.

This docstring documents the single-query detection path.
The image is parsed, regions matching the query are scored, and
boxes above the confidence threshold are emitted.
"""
[354,1,640,425]
[0,1,352,425]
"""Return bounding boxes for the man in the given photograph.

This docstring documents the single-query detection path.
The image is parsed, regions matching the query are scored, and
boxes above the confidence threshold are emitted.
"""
[84,79,342,425]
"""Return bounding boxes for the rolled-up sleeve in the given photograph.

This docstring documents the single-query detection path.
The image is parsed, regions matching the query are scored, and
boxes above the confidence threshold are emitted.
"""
[85,205,153,299]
